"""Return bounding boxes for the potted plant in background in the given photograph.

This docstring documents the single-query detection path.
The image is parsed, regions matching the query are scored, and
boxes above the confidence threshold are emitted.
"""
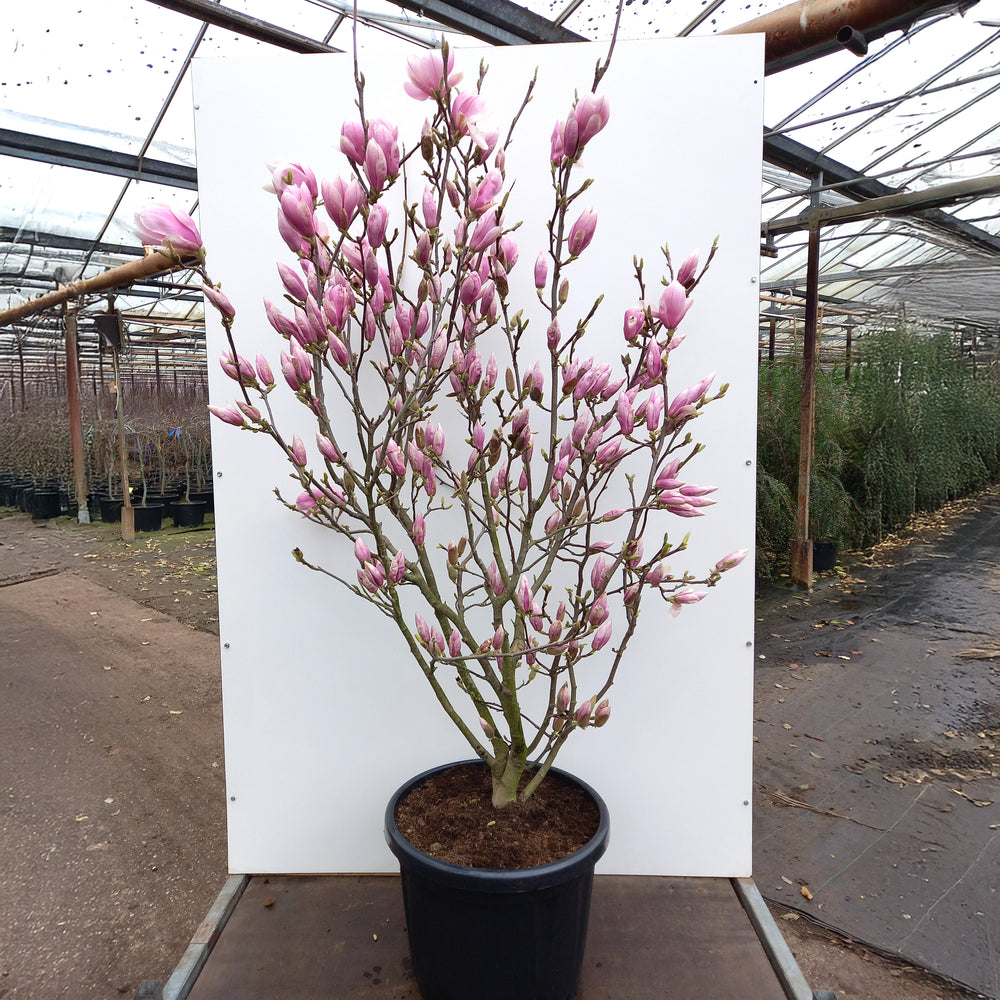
[140,34,750,1000]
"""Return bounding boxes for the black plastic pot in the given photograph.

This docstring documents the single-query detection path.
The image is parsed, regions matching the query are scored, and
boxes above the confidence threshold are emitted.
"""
[385,761,610,1000]
[813,541,838,572]
[188,489,214,512]
[171,499,207,528]
[98,496,124,523]
[133,504,165,532]
[30,490,61,519]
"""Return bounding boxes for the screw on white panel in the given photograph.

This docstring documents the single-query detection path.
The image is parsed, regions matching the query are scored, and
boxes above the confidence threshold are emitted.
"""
[217,471,223,478]
[745,641,752,647]
[224,642,230,649]
[745,459,752,466]
[750,276,757,283]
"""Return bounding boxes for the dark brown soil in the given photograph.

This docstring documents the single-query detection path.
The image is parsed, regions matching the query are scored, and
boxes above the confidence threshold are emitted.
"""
[393,762,600,868]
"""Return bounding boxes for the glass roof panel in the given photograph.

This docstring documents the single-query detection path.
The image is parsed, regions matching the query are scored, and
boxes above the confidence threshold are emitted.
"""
[2,0,999,340]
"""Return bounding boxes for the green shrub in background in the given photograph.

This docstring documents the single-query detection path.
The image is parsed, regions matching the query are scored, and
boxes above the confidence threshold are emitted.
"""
[756,324,1000,574]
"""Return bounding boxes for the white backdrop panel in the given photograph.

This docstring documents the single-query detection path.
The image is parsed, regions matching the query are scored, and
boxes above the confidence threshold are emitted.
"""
[193,35,763,876]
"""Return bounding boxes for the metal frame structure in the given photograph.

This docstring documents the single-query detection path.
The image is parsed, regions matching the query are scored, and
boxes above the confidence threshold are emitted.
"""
[2,0,999,571]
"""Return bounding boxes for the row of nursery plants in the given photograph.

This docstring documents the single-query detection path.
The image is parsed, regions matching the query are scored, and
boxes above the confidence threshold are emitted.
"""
[0,387,213,517]
[757,325,1000,575]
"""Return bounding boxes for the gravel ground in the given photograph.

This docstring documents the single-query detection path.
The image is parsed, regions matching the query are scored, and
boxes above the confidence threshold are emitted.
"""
[1,501,992,999]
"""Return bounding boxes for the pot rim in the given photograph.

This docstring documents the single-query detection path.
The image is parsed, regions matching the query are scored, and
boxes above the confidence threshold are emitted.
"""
[384,759,610,891]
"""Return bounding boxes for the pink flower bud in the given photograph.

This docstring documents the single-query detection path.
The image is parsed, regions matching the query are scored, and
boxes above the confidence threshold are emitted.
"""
[645,389,663,432]
[493,626,505,650]
[645,339,662,380]
[264,299,297,339]
[677,251,699,287]
[414,614,431,645]
[567,208,597,257]
[479,717,495,739]
[317,432,340,464]
[422,185,438,228]
[469,209,501,253]
[389,550,406,584]
[557,683,571,713]
[235,400,260,422]
[534,252,548,290]
[575,700,592,727]
[591,555,610,594]
[716,548,749,572]
[516,576,533,614]
[449,629,462,657]
[591,620,612,651]
[594,699,611,727]
[203,284,235,319]
[499,235,518,270]
[364,138,388,193]
[413,512,426,546]
[253,353,274,388]
[366,203,389,248]
[460,272,482,307]
[290,435,307,467]
[207,403,244,427]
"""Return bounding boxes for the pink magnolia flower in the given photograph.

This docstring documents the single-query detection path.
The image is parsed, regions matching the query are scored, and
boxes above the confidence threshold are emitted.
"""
[623,307,644,343]
[321,176,363,231]
[279,183,317,239]
[573,93,610,146]
[134,204,203,253]
[594,699,611,727]
[469,169,503,215]
[268,161,317,198]
[469,209,501,253]
[340,120,366,164]
[404,48,461,101]
[656,281,693,330]
[451,91,485,139]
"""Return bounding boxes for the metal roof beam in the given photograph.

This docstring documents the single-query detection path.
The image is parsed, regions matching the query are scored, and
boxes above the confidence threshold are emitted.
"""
[143,0,342,53]
[394,1,578,44]
[763,133,1000,255]
[0,130,198,190]
[0,228,145,258]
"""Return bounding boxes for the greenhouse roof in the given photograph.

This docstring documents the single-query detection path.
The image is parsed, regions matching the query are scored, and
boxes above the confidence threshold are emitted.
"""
[2,0,1000,379]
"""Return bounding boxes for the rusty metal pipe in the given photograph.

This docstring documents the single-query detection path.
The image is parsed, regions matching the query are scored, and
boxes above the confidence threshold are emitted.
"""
[722,0,957,73]
[0,251,199,328]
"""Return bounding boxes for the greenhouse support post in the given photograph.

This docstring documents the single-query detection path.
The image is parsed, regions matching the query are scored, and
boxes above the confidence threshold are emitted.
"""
[790,220,821,588]
[63,306,90,523]
[111,346,135,542]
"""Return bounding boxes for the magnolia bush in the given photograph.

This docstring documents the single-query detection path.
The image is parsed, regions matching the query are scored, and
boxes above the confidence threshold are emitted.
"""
[140,45,747,808]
